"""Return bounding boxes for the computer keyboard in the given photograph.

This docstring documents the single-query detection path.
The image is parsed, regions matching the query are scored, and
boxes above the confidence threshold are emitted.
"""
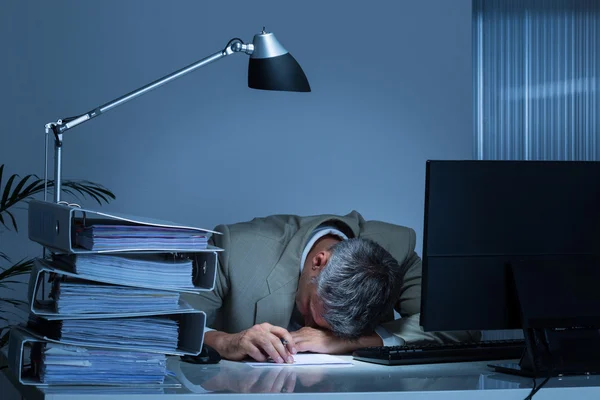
[352,339,525,366]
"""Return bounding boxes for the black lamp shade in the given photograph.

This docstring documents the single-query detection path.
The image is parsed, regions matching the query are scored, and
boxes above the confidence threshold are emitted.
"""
[247,31,311,92]
[248,53,311,92]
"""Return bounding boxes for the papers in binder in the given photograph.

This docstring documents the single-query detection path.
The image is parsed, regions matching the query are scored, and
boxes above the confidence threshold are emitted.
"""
[19,200,217,388]
[28,315,180,353]
[31,255,218,297]
[25,312,205,356]
[38,342,168,385]
[8,328,181,387]
[76,224,209,252]
[28,200,222,254]
[52,253,195,289]
[51,280,180,314]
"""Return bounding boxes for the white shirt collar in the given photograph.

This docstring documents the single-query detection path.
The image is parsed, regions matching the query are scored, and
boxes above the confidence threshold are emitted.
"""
[300,225,349,273]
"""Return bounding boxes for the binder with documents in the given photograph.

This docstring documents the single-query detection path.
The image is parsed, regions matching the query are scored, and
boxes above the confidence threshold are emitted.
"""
[27,200,222,254]
[27,262,204,319]
[7,328,183,387]
[26,312,206,355]
[13,200,222,386]
[29,253,218,297]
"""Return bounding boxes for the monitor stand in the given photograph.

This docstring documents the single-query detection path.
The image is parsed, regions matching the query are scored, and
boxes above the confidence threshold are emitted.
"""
[490,326,600,378]
[489,261,600,378]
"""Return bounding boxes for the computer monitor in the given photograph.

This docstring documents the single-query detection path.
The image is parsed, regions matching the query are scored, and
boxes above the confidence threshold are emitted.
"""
[420,160,600,332]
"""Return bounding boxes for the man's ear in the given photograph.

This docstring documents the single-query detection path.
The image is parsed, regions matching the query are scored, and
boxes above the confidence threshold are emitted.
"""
[311,250,331,271]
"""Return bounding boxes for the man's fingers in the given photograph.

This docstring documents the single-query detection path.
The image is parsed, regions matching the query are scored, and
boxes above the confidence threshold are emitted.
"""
[291,332,311,352]
[294,341,309,352]
[269,334,294,363]
[290,330,307,344]
[244,324,298,363]
[270,326,297,354]
[246,344,268,362]
[260,337,286,363]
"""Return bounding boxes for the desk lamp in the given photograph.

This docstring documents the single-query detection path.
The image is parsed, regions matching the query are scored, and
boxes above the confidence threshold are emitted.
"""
[44,28,310,203]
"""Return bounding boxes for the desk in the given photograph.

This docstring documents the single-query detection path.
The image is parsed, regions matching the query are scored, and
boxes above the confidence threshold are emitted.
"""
[3,355,600,400]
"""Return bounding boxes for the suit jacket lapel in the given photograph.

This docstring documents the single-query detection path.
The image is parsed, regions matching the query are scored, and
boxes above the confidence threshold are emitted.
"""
[255,278,298,327]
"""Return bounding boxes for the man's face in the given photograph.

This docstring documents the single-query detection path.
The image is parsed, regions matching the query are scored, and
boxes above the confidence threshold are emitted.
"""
[298,284,331,330]
[296,271,332,331]
[296,244,337,331]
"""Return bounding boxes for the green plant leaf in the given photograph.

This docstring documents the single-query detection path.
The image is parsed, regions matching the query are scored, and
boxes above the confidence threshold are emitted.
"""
[0,258,34,281]
[0,175,45,215]
[20,178,43,200]
[9,174,36,205]
[1,209,17,231]
[0,297,27,312]
[0,164,116,345]
[0,170,115,232]
[62,180,115,205]
[26,179,115,206]
[0,173,17,212]
[0,172,19,230]
[0,307,25,318]
[0,330,8,348]
[0,280,26,287]
[0,165,4,198]
[0,298,27,306]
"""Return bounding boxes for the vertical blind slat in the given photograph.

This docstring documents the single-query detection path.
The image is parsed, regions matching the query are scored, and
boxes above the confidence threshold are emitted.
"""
[473,0,599,161]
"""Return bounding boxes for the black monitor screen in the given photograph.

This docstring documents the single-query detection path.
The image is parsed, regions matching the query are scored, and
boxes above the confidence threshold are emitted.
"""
[420,160,600,331]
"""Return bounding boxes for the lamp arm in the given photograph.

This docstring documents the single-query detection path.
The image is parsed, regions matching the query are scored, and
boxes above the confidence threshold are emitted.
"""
[45,37,254,203]
[54,46,238,135]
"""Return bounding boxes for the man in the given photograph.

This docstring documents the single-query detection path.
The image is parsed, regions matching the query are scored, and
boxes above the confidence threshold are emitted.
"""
[186,210,479,363]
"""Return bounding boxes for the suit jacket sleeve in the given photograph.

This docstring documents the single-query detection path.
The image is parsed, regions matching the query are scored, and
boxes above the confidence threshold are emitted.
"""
[380,230,481,344]
[182,224,231,328]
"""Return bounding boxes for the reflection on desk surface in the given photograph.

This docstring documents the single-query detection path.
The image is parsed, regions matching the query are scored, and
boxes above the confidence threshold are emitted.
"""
[4,354,599,396]
[482,372,600,390]
[174,356,600,395]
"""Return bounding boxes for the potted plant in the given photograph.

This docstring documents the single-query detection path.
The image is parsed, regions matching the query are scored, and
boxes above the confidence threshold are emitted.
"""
[0,164,115,347]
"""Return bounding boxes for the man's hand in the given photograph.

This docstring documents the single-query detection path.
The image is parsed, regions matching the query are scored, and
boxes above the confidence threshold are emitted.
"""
[291,327,383,354]
[205,323,296,363]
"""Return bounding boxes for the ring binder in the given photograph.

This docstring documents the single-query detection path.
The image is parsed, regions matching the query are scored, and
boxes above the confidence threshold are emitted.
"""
[26,312,206,356]
[11,199,223,386]
[7,328,186,386]
[28,200,222,254]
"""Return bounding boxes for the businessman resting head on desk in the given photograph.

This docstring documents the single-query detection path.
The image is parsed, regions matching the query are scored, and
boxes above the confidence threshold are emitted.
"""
[186,211,479,363]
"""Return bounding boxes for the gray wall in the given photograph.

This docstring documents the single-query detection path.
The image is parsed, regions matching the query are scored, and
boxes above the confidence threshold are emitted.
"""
[0,0,472,395]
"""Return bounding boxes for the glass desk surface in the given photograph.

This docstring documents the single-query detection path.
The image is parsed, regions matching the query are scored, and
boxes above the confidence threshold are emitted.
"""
[4,355,600,399]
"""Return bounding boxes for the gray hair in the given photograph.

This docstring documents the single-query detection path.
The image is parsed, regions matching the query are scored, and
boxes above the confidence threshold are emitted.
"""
[315,238,403,339]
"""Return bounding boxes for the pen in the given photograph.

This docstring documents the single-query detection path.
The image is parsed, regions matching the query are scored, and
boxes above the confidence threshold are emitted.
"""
[266,339,291,363]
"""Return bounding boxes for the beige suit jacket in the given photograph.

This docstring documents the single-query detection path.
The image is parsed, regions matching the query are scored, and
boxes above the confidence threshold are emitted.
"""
[185,211,479,344]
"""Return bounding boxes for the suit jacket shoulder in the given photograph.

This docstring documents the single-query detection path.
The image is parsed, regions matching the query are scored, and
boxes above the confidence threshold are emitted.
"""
[207,216,300,332]
[360,220,416,267]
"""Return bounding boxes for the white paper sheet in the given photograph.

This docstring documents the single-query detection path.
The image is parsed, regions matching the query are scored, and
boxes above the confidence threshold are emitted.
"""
[246,354,353,368]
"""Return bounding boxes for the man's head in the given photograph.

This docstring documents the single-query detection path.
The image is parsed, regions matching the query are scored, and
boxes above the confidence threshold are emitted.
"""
[295,236,403,339]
